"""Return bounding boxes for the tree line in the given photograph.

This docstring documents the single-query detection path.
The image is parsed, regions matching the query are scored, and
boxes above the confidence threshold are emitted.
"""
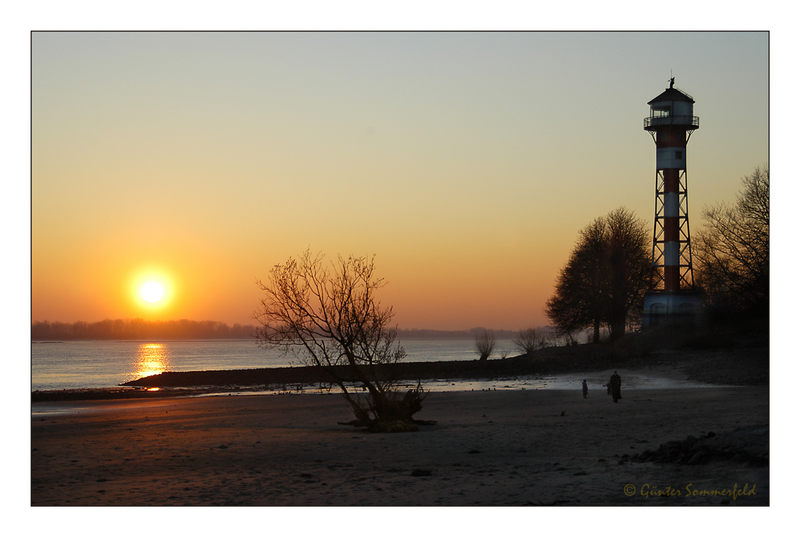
[31,320,533,342]
[544,167,769,340]
[248,167,768,433]
[31,319,258,340]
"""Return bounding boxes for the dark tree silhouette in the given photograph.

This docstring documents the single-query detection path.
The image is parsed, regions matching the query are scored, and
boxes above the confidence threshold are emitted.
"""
[255,250,425,432]
[512,328,544,355]
[694,167,769,317]
[474,329,495,361]
[546,208,653,342]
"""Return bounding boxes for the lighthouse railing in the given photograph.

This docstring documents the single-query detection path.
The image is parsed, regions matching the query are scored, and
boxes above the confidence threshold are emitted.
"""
[644,115,699,129]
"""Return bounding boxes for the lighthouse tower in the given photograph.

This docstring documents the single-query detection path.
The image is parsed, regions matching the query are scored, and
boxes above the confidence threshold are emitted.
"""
[642,78,703,327]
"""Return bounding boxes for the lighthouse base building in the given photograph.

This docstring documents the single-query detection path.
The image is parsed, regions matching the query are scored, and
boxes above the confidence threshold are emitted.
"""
[642,290,703,328]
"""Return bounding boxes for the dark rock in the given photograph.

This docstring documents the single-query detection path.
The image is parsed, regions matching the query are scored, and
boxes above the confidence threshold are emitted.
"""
[686,451,708,465]
[625,426,768,467]
[369,420,419,433]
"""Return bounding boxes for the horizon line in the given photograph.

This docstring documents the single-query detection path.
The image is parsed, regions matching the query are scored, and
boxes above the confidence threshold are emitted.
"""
[31,317,557,334]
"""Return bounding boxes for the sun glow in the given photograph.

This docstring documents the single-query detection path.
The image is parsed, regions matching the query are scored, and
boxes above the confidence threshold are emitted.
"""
[140,281,165,303]
[132,270,174,310]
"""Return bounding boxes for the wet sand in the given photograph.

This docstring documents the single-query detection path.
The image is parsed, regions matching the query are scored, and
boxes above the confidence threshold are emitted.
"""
[31,386,768,506]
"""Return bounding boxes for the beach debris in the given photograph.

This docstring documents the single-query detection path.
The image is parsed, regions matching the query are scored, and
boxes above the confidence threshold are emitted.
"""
[619,426,767,466]
[367,419,419,433]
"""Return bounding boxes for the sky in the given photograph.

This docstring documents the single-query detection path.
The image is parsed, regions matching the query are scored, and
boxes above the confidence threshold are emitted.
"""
[31,31,768,330]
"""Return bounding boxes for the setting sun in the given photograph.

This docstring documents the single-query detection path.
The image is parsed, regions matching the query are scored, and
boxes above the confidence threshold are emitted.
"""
[131,270,174,311]
[140,281,166,303]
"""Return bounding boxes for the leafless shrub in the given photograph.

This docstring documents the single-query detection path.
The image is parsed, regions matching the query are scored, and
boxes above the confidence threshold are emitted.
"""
[513,328,543,355]
[474,329,495,361]
[256,250,425,431]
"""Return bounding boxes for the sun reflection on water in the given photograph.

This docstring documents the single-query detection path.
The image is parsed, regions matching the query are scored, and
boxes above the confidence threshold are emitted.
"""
[134,343,171,379]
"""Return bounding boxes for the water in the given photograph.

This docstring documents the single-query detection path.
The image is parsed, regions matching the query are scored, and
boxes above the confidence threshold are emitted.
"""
[31,338,521,391]
[31,338,722,393]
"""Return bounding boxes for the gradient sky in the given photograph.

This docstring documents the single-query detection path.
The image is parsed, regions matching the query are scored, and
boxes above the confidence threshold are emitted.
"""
[31,31,768,330]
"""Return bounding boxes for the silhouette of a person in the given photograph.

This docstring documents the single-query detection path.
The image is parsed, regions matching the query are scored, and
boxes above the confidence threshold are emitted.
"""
[582,379,588,399]
[609,371,622,403]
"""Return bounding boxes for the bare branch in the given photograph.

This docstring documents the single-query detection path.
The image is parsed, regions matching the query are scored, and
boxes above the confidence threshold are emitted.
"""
[255,250,424,430]
[474,329,496,361]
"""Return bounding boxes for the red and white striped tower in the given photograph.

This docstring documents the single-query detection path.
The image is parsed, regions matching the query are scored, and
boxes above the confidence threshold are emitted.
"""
[642,78,702,326]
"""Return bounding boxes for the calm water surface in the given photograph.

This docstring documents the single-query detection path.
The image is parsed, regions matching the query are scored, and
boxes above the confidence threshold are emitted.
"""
[32,339,720,393]
[31,338,521,391]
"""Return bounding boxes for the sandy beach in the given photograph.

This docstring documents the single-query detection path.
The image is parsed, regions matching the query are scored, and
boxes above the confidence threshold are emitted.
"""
[31,385,768,506]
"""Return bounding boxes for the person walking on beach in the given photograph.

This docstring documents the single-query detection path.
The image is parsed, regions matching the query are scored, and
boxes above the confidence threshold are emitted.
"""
[609,371,622,403]
[582,379,589,399]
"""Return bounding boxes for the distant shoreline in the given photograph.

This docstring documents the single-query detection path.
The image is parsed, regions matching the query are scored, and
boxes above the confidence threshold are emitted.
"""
[32,358,536,402]
[31,334,768,401]
[30,329,534,342]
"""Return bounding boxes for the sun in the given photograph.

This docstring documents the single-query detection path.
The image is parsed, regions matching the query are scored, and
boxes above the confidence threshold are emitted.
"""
[140,280,166,304]
[132,271,174,310]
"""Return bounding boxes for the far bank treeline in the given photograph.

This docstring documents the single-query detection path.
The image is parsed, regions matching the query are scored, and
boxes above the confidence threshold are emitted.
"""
[31,319,259,341]
[31,319,522,342]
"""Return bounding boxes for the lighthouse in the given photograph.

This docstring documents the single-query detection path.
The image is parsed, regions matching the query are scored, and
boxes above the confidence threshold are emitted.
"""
[642,78,703,327]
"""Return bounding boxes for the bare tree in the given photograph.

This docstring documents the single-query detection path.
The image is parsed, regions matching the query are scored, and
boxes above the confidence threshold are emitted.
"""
[513,328,542,355]
[694,167,769,316]
[255,250,425,432]
[474,329,495,361]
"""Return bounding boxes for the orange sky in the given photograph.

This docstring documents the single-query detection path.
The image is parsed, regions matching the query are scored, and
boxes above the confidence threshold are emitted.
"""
[31,32,768,329]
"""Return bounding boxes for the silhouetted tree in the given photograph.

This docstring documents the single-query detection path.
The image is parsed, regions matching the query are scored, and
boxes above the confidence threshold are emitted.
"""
[474,329,495,360]
[255,250,425,432]
[694,167,769,317]
[513,328,543,355]
[546,208,653,342]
